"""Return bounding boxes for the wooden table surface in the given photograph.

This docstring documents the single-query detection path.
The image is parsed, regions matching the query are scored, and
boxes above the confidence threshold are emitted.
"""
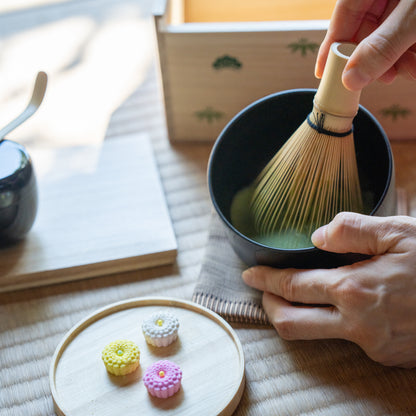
[1,1,416,416]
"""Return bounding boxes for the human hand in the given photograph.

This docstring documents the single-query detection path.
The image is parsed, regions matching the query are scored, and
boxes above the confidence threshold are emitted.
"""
[242,212,416,368]
[315,0,416,91]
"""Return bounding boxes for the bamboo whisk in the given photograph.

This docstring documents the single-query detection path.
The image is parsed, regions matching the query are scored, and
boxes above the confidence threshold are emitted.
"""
[250,42,363,241]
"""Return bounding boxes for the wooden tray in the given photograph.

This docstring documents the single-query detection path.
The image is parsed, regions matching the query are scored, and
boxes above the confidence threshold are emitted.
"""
[0,134,177,292]
[50,297,245,416]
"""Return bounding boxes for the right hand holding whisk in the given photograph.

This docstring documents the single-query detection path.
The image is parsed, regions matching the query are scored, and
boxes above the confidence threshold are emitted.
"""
[242,213,416,368]
[315,0,416,91]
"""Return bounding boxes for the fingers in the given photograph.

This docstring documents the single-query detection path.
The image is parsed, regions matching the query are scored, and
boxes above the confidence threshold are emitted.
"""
[343,1,416,90]
[315,0,377,78]
[315,0,416,89]
[377,48,416,83]
[243,214,416,304]
[262,292,343,340]
[311,212,408,255]
[242,265,335,305]
[395,48,416,80]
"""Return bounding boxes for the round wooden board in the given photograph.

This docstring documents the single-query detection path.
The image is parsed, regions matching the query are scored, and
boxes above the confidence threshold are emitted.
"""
[50,297,245,416]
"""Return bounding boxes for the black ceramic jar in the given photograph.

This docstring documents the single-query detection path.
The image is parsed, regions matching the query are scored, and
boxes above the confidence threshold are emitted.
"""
[0,139,38,242]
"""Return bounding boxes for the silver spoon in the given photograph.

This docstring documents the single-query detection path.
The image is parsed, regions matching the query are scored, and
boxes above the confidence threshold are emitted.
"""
[0,71,48,140]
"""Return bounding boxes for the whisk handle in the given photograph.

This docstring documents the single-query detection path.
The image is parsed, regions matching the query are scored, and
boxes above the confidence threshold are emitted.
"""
[314,42,361,118]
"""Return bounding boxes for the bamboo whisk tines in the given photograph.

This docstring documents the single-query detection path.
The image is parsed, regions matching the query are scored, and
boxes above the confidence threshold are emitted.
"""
[250,42,364,244]
[250,109,363,237]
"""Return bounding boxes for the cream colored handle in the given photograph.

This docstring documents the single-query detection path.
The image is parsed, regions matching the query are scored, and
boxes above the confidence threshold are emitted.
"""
[0,71,47,140]
[314,42,361,117]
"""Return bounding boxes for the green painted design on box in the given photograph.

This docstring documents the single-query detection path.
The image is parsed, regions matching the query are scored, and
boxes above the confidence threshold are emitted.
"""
[212,55,242,70]
[195,106,224,123]
[287,38,319,56]
[380,104,411,121]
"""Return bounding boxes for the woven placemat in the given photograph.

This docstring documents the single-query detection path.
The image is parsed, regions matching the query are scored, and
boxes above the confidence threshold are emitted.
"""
[192,212,268,325]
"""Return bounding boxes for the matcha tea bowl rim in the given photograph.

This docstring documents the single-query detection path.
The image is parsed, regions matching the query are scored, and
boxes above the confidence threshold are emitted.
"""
[207,89,396,269]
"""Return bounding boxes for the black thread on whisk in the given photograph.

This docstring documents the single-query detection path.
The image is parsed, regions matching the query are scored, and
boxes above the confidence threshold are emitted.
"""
[307,113,353,137]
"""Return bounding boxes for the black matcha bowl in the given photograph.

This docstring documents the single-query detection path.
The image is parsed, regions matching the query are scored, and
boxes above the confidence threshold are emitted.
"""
[208,89,396,269]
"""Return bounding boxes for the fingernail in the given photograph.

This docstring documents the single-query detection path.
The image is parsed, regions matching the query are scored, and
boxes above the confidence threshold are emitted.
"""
[242,268,253,282]
[343,66,372,91]
[314,62,321,79]
[311,226,325,247]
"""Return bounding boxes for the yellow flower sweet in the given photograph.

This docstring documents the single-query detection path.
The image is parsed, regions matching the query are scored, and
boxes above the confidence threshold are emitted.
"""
[101,340,140,376]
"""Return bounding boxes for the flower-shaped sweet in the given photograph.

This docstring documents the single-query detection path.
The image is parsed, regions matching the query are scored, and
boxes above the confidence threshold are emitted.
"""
[143,360,182,398]
[101,339,140,376]
[142,311,179,347]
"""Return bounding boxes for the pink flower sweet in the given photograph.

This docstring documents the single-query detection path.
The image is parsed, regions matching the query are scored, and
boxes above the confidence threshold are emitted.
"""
[143,360,182,398]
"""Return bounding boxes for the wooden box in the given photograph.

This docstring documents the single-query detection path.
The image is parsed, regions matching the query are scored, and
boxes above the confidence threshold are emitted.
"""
[154,0,416,142]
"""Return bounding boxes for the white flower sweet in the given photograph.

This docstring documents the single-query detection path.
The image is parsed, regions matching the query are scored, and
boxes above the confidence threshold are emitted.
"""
[142,311,179,347]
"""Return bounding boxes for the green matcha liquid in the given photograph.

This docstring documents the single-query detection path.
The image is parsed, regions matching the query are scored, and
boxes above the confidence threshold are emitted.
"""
[230,185,373,250]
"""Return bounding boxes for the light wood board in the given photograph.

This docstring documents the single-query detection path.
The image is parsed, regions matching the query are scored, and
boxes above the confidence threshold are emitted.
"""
[0,134,177,292]
[50,297,245,416]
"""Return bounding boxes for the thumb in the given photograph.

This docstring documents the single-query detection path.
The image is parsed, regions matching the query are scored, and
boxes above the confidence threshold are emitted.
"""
[342,1,416,91]
[311,212,398,255]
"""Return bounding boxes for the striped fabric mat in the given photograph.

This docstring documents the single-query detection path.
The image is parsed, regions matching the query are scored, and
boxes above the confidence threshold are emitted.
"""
[192,212,269,325]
